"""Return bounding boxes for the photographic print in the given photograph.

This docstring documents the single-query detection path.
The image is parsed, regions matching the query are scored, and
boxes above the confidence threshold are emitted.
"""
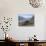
[18,14,34,26]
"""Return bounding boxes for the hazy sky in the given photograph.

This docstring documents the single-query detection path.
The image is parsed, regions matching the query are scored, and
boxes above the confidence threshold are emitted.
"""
[19,14,33,19]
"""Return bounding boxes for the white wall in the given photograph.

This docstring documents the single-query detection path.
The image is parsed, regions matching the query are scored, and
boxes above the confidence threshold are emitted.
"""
[0,0,46,40]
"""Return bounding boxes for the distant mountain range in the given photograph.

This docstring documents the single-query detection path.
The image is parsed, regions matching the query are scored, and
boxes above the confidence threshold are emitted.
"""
[19,16,33,21]
[19,16,25,21]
